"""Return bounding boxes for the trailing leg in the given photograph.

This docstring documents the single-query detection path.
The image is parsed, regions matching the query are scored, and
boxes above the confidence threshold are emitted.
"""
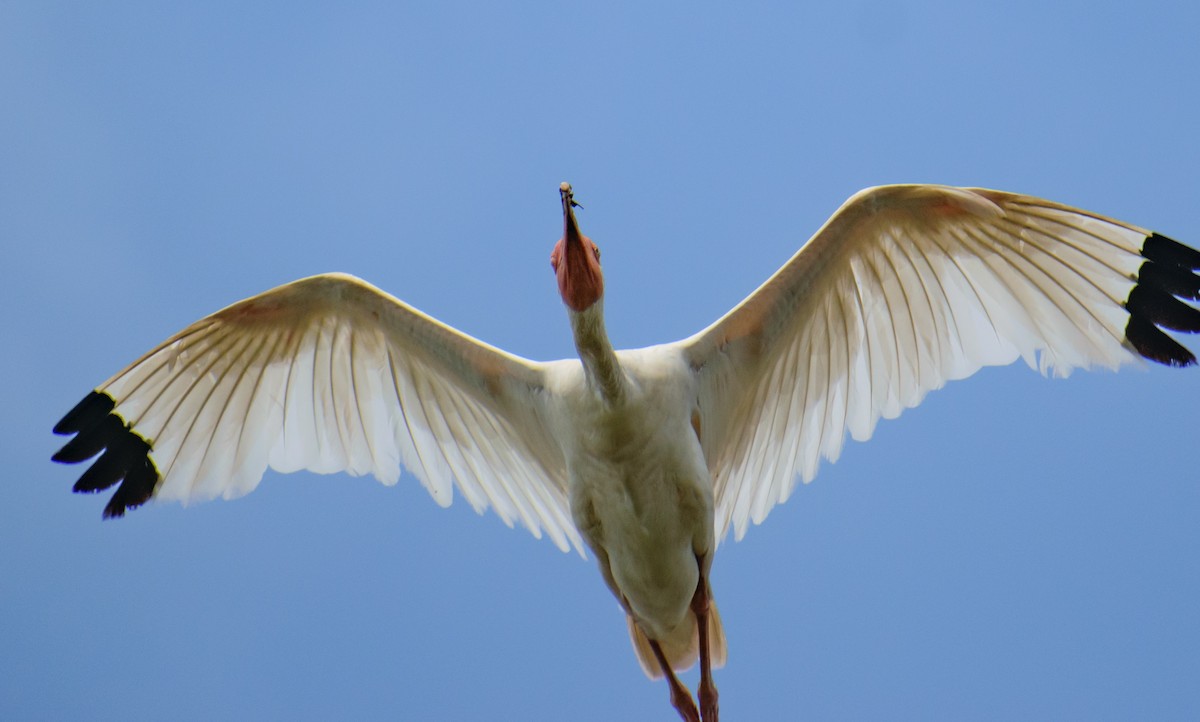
[647,635,700,722]
[692,559,719,722]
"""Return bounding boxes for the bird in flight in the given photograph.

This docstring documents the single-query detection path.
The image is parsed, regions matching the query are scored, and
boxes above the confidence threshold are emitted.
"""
[54,182,1199,721]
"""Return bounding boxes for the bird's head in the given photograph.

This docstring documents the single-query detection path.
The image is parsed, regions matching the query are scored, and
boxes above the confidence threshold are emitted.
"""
[550,182,604,313]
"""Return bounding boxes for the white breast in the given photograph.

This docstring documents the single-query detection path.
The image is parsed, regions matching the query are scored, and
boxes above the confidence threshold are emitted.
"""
[547,349,714,638]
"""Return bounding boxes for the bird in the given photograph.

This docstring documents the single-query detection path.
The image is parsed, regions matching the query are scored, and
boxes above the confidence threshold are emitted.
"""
[53,181,1200,722]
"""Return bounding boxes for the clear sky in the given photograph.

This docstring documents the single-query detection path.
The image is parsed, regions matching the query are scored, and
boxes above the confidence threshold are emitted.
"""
[3,2,1198,720]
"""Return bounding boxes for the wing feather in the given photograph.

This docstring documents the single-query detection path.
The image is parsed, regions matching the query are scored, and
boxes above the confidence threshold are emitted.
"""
[54,273,582,552]
[677,185,1199,542]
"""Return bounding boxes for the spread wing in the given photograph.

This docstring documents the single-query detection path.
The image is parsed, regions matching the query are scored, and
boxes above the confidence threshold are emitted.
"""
[677,185,1200,542]
[53,272,583,553]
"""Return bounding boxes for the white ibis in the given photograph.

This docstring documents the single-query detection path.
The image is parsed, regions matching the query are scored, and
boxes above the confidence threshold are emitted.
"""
[54,182,1199,722]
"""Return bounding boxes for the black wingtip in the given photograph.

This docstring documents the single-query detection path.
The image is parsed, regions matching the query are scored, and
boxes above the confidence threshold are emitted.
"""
[102,457,156,518]
[1124,233,1200,367]
[1143,233,1200,271]
[53,390,160,518]
[1125,315,1197,367]
[53,390,115,435]
[52,414,124,463]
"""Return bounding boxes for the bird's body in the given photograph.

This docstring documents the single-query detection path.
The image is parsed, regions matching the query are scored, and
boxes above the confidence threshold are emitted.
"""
[53,183,1200,721]
[552,339,715,654]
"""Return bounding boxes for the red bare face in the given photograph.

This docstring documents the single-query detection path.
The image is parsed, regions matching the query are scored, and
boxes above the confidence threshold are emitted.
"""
[550,200,604,312]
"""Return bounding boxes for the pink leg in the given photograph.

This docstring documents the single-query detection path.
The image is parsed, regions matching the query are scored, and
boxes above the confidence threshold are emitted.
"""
[647,636,700,722]
[692,561,719,722]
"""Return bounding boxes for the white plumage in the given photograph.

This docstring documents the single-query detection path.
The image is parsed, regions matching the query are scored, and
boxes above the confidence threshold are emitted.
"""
[88,273,580,550]
[684,186,1163,541]
[54,183,1199,722]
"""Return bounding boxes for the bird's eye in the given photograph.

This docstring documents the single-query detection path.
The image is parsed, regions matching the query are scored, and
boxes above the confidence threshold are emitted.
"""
[592,245,601,261]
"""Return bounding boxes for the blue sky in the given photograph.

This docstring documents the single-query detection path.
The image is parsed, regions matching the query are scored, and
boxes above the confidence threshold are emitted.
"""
[3,2,1199,720]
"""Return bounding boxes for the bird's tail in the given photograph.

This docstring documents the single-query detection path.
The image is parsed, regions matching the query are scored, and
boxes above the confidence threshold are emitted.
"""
[626,602,727,679]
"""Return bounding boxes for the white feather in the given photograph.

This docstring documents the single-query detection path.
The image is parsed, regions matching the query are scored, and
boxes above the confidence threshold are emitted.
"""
[677,185,1155,542]
[97,273,583,552]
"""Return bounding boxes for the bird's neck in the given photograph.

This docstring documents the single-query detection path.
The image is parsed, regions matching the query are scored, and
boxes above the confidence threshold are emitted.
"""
[570,301,625,404]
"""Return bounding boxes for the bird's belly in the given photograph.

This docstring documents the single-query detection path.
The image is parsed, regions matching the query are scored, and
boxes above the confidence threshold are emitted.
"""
[571,453,712,639]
